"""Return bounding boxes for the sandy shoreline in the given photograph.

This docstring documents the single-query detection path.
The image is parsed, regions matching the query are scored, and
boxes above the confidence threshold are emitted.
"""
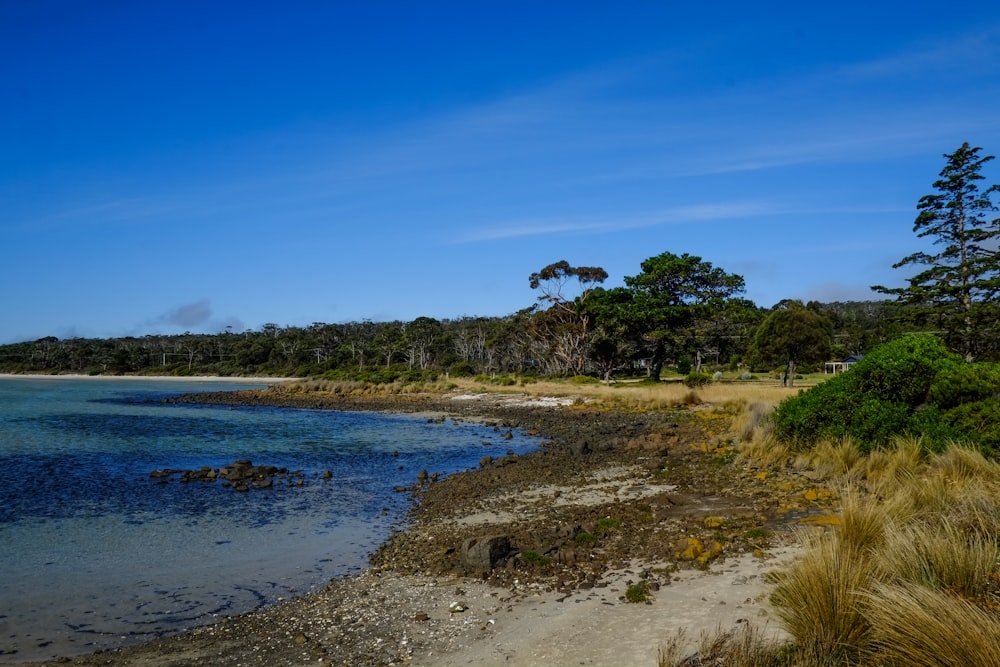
[4,387,813,667]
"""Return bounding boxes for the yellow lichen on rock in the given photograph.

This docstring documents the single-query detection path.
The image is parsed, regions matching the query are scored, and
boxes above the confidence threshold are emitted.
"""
[675,536,704,560]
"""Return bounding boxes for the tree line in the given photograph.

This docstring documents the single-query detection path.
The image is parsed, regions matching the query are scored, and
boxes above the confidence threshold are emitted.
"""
[0,290,905,380]
[2,142,996,380]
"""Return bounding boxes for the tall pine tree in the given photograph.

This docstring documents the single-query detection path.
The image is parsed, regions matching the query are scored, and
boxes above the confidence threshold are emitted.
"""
[873,143,1000,361]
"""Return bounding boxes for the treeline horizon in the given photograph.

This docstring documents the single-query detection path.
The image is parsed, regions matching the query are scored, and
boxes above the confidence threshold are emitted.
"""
[0,296,916,380]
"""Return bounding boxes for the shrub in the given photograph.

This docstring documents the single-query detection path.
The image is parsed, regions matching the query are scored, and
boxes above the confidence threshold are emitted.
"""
[683,371,712,388]
[569,374,601,385]
[772,335,965,452]
[520,550,551,567]
[449,362,476,377]
[625,581,652,603]
[676,356,692,375]
[928,362,1000,409]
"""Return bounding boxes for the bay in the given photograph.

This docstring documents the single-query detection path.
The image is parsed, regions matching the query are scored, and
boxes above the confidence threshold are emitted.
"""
[0,377,540,663]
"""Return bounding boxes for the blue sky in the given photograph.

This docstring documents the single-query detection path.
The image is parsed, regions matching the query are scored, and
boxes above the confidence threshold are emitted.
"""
[3,2,1000,343]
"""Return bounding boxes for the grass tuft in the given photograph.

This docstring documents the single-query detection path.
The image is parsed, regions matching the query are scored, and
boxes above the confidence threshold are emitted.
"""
[863,582,1000,667]
[769,532,874,660]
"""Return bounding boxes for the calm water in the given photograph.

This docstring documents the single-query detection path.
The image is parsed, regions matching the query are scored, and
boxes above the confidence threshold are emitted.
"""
[0,377,540,663]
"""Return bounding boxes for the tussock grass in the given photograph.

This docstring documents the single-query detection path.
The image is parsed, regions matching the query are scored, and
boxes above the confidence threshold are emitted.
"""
[736,433,790,469]
[732,399,776,444]
[683,391,1000,666]
[769,532,874,660]
[862,436,925,497]
[793,439,865,483]
[930,442,1000,484]
[837,487,895,552]
[863,582,1000,667]
[658,626,799,667]
[877,522,1000,600]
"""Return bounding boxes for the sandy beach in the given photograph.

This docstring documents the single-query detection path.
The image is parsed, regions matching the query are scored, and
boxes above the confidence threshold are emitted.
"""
[5,386,820,667]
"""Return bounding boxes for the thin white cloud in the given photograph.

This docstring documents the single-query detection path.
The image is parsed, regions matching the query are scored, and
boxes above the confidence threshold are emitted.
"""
[831,25,1000,83]
[9,196,176,233]
[457,201,786,243]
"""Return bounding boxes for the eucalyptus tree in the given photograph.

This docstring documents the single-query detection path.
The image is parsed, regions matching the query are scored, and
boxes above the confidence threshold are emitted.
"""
[873,143,1000,361]
[623,252,746,380]
[527,260,608,374]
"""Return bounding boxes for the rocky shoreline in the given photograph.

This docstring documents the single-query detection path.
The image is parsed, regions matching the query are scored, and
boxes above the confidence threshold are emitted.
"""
[10,387,818,667]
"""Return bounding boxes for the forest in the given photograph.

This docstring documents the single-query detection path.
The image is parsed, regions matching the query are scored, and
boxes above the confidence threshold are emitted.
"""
[0,282,916,381]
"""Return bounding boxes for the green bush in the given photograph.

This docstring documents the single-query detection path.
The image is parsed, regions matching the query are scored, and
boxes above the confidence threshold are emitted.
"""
[449,362,476,377]
[772,335,965,452]
[625,581,652,603]
[569,374,601,385]
[928,363,1000,409]
[942,399,1000,451]
[683,371,712,388]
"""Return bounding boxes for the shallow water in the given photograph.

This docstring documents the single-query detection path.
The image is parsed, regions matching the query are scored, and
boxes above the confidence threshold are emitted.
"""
[0,377,540,662]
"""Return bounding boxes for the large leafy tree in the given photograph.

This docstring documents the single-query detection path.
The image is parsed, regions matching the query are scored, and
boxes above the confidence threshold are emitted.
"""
[873,143,1000,361]
[623,252,746,380]
[752,300,832,386]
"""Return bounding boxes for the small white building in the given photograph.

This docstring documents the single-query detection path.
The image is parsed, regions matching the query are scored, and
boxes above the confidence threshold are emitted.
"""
[824,355,863,374]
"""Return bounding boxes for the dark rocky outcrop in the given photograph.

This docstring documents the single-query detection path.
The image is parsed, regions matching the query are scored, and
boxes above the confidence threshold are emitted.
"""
[460,535,512,572]
[148,460,309,491]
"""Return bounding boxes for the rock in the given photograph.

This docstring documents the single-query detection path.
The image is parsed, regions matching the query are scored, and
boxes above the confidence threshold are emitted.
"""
[479,455,493,468]
[414,613,429,622]
[461,535,512,572]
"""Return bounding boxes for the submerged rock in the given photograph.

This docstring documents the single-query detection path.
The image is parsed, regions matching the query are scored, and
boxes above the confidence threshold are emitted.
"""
[149,460,304,492]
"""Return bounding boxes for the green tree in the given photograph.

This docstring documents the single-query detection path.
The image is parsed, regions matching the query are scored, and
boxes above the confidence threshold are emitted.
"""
[623,252,745,380]
[873,143,1000,361]
[581,286,639,381]
[752,300,832,386]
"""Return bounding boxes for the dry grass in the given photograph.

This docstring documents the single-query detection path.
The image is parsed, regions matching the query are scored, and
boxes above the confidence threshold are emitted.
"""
[281,376,800,413]
[863,582,1000,667]
[769,531,875,661]
[448,377,797,412]
[736,433,791,469]
[658,626,799,667]
[877,522,1000,600]
[761,438,1000,666]
[930,442,1000,484]
[861,436,925,497]
[793,439,865,483]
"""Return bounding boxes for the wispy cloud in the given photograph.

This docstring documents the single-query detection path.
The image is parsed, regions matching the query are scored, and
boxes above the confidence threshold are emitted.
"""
[456,201,786,243]
[831,24,1000,83]
[10,196,174,233]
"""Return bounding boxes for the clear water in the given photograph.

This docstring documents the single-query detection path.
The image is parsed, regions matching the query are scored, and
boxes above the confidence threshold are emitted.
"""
[0,377,540,663]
